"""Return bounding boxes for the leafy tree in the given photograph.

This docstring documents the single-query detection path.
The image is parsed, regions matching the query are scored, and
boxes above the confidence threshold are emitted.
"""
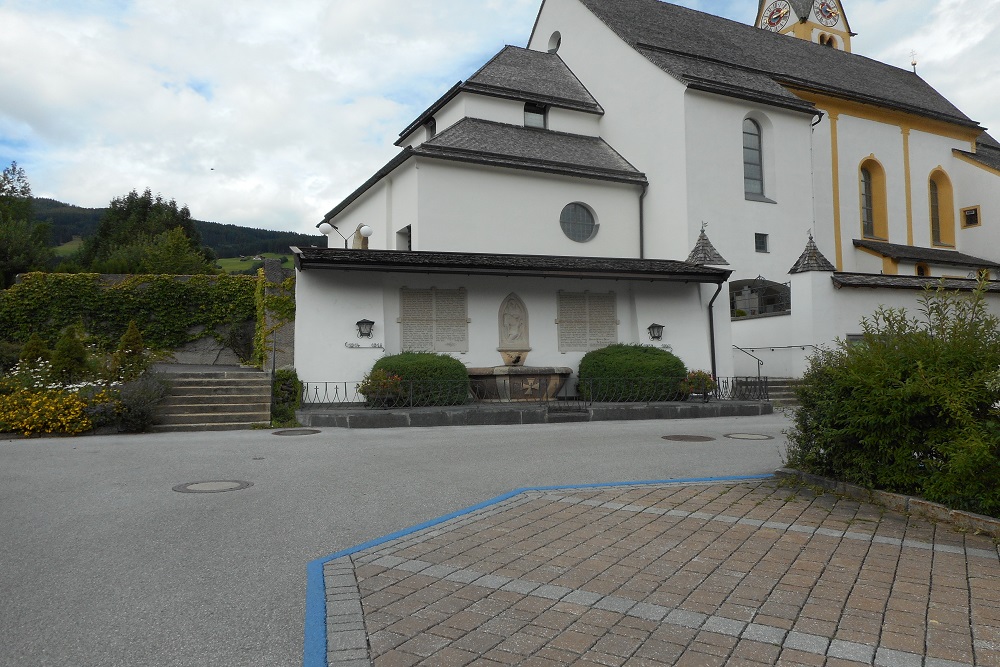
[79,188,210,270]
[0,162,52,287]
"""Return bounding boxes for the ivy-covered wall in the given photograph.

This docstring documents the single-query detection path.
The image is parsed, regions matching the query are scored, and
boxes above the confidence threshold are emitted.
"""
[0,273,258,352]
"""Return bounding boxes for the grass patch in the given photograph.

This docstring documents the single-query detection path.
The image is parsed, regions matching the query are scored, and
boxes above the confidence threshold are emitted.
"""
[215,253,290,273]
[53,237,84,257]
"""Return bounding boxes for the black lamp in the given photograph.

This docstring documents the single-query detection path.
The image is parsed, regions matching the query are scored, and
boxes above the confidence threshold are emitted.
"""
[647,323,664,341]
[356,319,375,338]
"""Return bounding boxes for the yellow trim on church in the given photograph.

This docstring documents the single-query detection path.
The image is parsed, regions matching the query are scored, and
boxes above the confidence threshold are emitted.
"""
[954,150,1000,178]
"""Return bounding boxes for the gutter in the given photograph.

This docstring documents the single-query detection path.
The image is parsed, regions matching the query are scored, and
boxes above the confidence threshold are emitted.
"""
[707,282,724,379]
[638,183,648,259]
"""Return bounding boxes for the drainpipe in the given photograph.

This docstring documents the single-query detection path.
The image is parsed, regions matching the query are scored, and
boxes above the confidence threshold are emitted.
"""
[707,281,724,379]
[638,183,648,259]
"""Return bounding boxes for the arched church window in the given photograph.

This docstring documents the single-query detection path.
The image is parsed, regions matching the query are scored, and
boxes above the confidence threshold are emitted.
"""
[929,170,955,246]
[859,158,888,239]
[743,118,764,197]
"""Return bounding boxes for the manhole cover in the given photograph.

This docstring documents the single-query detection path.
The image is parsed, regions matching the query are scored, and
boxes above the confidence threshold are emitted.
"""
[662,435,716,442]
[273,429,321,436]
[724,433,775,440]
[172,480,253,493]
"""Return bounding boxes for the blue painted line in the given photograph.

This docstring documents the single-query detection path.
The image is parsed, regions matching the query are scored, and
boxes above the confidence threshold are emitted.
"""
[303,474,771,667]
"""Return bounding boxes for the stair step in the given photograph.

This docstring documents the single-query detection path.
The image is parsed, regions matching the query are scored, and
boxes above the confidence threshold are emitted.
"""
[165,385,271,397]
[156,410,271,425]
[149,422,269,433]
[157,403,271,416]
[161,394,271,406]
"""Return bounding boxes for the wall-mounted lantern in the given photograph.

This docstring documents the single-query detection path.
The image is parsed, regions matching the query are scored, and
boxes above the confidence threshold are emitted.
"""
[356,319,375,339]
[647,323,664,341]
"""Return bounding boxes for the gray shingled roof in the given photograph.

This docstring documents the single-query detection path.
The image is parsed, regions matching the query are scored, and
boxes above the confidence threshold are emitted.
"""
[956,135,1000,172]
[398,46,602,143]
[686,228,728,265]
[789,234,836,273]
[414,118,646,184]
[832,272,1000,293]
[292,247,731,283]
[578,0,980,128]
[852,239,1000,269]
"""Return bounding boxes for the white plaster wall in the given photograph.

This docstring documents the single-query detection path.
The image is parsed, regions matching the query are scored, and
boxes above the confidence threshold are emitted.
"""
[907,130,975,249]
[414,160,642,256]
[951,158,1000,261]
[327,161,420,251]
[548,107,601,136]
[293,269,719,385]
[529,0,691,261]
[684,91,817,283]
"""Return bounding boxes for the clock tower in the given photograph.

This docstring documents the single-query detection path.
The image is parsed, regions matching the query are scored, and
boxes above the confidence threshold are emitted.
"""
[755,0,854,52]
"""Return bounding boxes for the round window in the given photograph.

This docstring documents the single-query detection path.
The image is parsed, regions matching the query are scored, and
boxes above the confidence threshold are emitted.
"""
[560,203,597,242]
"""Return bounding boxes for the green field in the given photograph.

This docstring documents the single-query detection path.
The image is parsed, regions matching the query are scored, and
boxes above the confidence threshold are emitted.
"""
[53,237,84,257]
[215,253,292,273]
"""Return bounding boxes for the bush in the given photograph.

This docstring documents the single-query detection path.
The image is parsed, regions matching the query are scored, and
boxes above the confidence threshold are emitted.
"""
[272,368,302,427]
[51,325,88,384]
[115,372,168,433]
[577,344,687,401]
[0,340,20,374]
[361,352,470,407]
[111,321,149,382]
[785,281,1000,516]
[0,388,94,436]
[19,333,49,364]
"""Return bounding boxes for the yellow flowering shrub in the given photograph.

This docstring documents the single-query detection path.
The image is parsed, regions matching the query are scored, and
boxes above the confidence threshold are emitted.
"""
[0,389,94,436]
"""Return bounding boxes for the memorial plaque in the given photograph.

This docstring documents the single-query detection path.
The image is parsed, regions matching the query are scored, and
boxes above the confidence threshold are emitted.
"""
[558,291,617,352]
[400,288,468,352]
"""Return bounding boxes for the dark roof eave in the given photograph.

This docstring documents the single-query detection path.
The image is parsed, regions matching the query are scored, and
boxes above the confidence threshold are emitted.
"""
[320,149,414,225]
[413,146,648,185]
[851,239,1000,268]
[460,81,605,115]
[292,248,730,284]
[778,79,984,130]
[684,81,818,116]
[832,272,1000,292]
[396,82,463,145]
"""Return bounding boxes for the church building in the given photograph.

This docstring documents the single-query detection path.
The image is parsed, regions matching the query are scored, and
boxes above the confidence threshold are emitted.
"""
[293,0,1000,385]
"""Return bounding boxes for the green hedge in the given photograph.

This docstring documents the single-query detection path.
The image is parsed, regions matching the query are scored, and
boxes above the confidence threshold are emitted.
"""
[0,272,256,353]
[577,344,687,401]
[786,282,1000,517]
[362,352,470,407]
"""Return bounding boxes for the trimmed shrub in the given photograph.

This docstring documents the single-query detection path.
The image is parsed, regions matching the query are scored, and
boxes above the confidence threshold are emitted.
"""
[115,372,168,433]
[577,344,687,401]
[272,368,302,427]
[111,321,148,382]
[785,281,1000,517]
[51,325,88,384]
[18,333,49,364]
[362,352,470,407]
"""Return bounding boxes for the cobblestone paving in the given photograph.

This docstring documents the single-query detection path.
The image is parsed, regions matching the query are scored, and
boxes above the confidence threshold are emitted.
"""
[325,481,1000,666]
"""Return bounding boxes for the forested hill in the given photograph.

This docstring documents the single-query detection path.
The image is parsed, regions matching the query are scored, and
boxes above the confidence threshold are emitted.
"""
[32,197,325,257]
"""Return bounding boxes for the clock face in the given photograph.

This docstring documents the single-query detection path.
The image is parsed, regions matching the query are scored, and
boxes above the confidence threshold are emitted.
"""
[813,0,840,26]
[762,0,791,31]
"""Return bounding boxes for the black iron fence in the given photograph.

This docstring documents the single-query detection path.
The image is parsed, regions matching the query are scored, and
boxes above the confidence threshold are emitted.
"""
[302,376,770,409]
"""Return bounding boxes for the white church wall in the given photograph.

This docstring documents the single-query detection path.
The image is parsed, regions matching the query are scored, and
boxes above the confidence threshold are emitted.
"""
[907,129,976,249]
[684,91,816,282]
[528,0,691,261]
[951,157,1000,260]
[548,107,601,136]
[414,160,642,256]
[294,268,718,386]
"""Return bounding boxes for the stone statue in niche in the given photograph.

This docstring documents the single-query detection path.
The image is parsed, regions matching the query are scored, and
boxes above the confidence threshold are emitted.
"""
[498,293,530,366]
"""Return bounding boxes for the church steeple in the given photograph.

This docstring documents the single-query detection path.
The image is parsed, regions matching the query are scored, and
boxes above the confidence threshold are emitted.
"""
[755,0,854,52]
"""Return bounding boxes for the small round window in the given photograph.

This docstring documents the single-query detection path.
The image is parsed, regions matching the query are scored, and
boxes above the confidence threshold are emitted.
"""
[560,203,598,242]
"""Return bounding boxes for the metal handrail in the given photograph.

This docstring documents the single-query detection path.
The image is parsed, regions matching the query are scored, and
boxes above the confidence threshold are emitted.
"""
[732,345,763,381]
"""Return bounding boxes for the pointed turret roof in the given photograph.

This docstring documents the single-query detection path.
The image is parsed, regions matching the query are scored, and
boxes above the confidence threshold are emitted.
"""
[687,226,729,266]
[789,233,836,273]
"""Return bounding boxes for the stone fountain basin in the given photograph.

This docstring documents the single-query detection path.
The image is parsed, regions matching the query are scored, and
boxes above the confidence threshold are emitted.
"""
[468,366,573,402]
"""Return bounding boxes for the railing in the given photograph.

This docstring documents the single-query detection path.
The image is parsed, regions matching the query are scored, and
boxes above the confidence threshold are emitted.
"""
[302,376,770,409]
[733,345,764,380]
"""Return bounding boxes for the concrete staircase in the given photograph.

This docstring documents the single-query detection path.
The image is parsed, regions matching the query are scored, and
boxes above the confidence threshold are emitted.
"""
[151,368,272,432]
[768,378,803,408]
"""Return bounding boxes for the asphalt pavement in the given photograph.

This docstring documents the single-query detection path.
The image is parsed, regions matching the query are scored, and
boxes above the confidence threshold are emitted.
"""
[0,413,789,667]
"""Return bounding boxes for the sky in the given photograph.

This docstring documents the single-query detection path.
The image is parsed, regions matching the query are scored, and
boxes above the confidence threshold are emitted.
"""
[1,0,997,234]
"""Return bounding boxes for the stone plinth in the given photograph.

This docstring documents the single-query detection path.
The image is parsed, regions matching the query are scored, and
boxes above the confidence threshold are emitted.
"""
[468,366,572,402]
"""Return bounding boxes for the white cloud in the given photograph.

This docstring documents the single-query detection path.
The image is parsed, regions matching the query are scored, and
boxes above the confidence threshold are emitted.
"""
[0,0,996,235]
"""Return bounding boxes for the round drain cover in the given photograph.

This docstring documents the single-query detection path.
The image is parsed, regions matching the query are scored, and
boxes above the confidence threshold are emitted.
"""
[172,480,253,493]
[662,435,716,442]
[273,429,321,436]
[724,433,774,440]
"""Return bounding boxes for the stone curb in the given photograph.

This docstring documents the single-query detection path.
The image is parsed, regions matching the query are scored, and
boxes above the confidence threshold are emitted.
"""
[299,400,772,429]
[775,467,1000,539]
